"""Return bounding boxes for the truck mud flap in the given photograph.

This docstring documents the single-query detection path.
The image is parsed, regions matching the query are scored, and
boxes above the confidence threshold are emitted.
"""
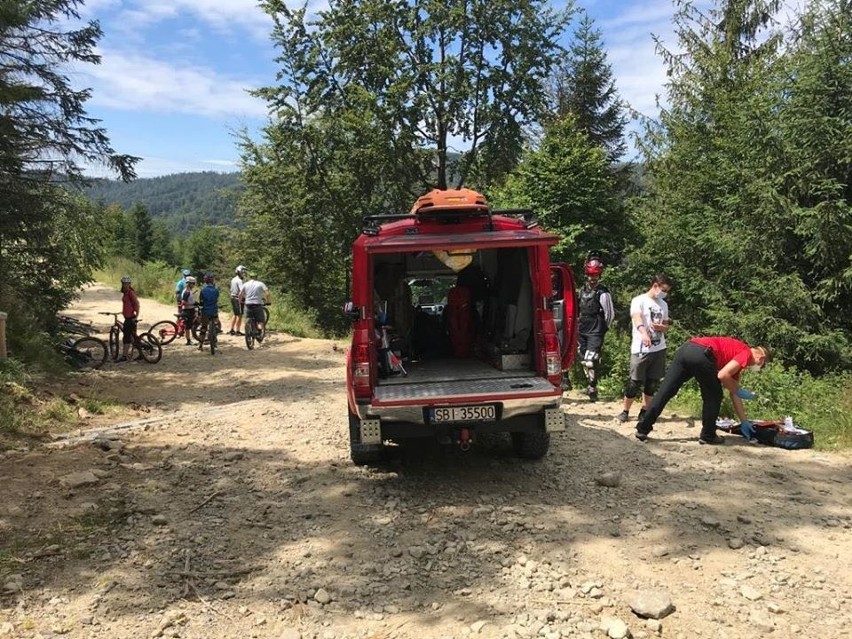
[360,419,382,445]
[544,407,564,432]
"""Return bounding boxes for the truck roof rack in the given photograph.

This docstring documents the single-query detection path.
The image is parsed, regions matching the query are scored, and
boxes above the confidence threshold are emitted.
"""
[492,208,539,228]
[362,209,497,235]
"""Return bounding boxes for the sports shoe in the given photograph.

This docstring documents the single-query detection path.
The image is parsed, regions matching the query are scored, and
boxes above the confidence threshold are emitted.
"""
[699,434,725,445]
[635,429,650,441]
[587,387,598,402]
[228,330,235,336]
[186,341,194,346]
[617,410,629,423]
[235,331,244,336]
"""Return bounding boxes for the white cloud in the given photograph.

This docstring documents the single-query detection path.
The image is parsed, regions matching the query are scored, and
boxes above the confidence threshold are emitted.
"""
[82,49,269,119]
[110,0,273,41]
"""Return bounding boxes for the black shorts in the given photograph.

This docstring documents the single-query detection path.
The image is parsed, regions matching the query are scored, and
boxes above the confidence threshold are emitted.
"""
[231,297,243,316]
[122,318,138,344]
[246,304,265,324]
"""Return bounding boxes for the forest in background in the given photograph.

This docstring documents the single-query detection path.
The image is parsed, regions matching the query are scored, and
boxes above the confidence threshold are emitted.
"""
[1,0,850,448]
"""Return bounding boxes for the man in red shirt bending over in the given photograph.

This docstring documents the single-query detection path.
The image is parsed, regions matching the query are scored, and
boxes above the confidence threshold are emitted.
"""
[635,336,769,445]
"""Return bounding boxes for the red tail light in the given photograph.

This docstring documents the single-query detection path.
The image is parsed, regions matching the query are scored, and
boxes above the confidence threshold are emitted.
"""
[352,343,372,398]
[544,333,561,385]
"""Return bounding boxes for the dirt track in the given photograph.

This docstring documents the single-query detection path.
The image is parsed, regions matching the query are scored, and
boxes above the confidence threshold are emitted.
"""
[0,285,851,639]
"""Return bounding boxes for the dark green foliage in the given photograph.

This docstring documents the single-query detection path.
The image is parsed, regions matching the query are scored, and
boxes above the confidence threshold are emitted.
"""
[130,203,153,263]
[549,13,628,164]
[84,172,243,233]
[490,115,630,267]
[626,0,851,375]
[0,0,134,359]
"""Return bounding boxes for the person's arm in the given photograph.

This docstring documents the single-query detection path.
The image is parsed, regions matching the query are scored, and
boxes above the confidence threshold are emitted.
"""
[132,292,140,318]
[632,309,652,348]
[718,359,747,421]
[600,291,615,327]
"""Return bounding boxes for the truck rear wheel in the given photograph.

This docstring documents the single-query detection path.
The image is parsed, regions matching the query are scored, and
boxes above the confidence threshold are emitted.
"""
[349,410,383,465]
[511,431,550,459]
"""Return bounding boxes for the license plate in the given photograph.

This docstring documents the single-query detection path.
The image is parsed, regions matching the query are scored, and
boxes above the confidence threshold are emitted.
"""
[430,405,497,423]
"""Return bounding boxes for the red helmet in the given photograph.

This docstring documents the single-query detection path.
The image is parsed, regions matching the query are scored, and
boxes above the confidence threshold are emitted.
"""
[584,257,604,277]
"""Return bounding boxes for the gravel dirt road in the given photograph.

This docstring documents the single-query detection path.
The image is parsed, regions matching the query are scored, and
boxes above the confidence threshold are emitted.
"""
[1,285,850,639]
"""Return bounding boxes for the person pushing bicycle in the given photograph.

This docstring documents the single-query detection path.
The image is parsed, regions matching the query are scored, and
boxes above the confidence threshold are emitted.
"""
[198,273,220,352]
[119,276,140,362]
[239,272,270,342]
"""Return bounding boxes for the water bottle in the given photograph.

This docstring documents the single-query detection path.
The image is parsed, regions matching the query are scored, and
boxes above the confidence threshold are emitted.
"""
[783,416,794,431]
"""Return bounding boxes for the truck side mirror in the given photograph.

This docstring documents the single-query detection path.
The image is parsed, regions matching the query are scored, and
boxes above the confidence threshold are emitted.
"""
[343,301,361,321]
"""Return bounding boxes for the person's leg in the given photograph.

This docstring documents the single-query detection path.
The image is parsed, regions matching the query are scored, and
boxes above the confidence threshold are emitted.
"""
[693,362,724,441]
[580,333,604,400]
[122,320,133,359]
[636,343,695,435]
[184,310,194,344]
[620,353,645,421]
[640,350,666,414]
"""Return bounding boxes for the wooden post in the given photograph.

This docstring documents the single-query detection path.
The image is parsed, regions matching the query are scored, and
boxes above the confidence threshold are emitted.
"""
[0,311,7,359]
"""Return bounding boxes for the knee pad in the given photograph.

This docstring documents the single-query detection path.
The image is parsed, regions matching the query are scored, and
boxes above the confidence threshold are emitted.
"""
[581,350,599,366]
[644,379,660,396]
[624,378,641,399]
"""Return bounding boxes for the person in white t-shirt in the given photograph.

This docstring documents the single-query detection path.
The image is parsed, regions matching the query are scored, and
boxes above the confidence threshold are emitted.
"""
[617,274,673,424]
[239,272,271,340]
[228,265,247,336]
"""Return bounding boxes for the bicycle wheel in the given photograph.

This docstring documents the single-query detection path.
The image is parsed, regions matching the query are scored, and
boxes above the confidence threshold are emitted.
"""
[149,320,178,345]
[210,325,217,355]
[190,316,202,342]
[245,318,255,350]
[108,326,121,360]
[70,337,108,370]
[263,306,270,324]
[134,332,163,364]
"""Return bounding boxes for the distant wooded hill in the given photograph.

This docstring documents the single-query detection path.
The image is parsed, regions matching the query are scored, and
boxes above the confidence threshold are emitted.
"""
[84,171,243,233]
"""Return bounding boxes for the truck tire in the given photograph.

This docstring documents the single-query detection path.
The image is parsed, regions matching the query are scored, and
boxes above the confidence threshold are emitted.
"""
[349,410,383,465]
[511,431,550,460]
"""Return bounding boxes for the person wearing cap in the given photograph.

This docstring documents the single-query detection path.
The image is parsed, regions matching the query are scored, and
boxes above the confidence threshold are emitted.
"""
[635,337,770,445]
[198,273,220,352]
[180,276,198,345]
[229,265,247,336]
[119,276,140,362]
[239,272,270,341]
[175,268,191,314]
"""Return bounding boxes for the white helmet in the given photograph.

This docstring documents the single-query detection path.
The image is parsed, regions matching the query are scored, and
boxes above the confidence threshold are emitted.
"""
[235,265,247,274]
[185,276,197,284]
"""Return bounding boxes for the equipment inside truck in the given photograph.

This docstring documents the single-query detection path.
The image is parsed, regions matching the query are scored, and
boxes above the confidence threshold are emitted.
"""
[372,246,536,381]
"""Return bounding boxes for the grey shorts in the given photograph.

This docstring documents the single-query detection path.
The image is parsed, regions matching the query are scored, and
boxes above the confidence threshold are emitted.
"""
[629,350,666,382]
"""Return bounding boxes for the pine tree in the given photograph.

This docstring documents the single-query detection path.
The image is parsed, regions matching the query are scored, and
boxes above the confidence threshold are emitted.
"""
[130,203,153,263]
[550,13,627,163]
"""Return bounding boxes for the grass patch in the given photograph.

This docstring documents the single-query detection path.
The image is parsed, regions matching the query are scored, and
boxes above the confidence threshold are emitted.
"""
[669,365,852,451]
[267,292,323,339]
[94,257,178,306]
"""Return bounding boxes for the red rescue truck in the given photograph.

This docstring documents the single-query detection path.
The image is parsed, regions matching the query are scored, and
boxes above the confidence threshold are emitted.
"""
[345,189,578,464]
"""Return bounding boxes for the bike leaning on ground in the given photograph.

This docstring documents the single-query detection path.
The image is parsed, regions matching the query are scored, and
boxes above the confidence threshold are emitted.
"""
[99,312,163,363]
[55,315,108,370]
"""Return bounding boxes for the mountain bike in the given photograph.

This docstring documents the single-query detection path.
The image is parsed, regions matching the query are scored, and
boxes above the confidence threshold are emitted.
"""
[243,302,270,350]
[54,315,108,370]
[149,309,212,345]
[196,314,219,355]
[99,312,163,363]
[57,336,108,370]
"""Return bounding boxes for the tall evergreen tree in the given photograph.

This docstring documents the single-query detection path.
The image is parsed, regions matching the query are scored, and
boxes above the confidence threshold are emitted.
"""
[130,202,153,263]
[0,0,136,331]
[549,13,627,163]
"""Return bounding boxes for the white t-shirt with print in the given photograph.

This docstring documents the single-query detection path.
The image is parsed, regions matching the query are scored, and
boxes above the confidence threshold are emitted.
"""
[630,294,669,354]
[230,275,243,298]
[241,280,268,305]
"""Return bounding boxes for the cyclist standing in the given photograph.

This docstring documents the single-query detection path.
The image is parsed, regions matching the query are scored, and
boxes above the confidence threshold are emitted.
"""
[199,273,220,352]
[239,272,270,341]
[180,276,198,346]
[175,268,191,314]
[229,265,247,336]
[120,276,140,362]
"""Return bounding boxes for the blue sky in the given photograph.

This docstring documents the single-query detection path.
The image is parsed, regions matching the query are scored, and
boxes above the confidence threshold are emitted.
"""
[75,0,681,178]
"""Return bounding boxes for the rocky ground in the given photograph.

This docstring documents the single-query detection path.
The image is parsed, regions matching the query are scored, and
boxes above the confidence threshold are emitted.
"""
[1,285,851,639]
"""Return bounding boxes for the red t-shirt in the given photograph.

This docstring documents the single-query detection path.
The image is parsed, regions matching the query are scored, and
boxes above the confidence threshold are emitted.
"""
[690,336,753,372]
[122,289,139,319]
